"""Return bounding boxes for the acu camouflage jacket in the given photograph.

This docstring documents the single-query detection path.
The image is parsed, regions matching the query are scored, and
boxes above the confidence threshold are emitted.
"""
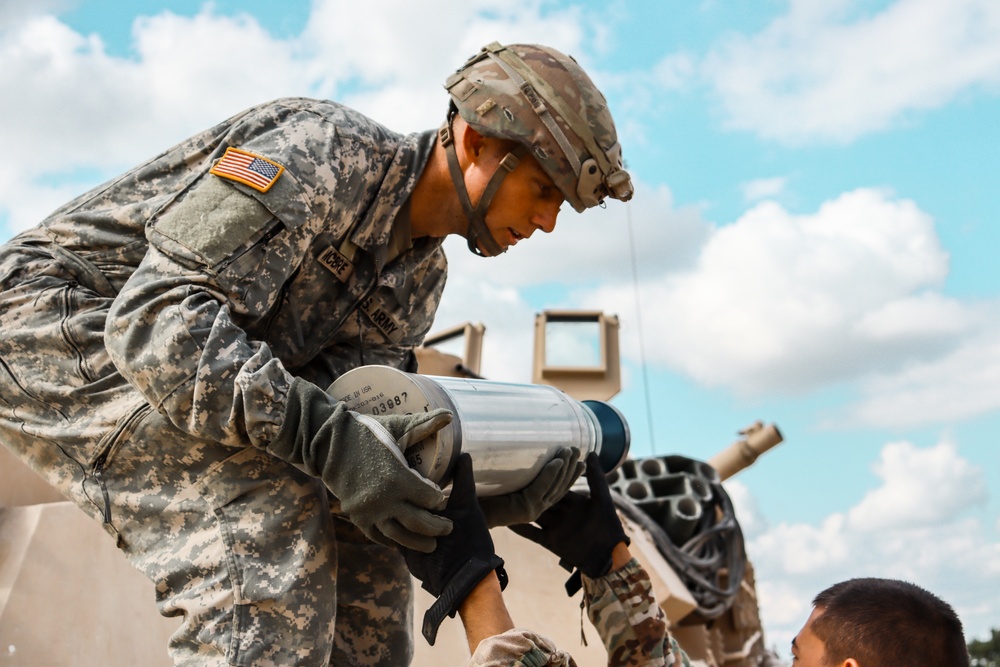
[16,97,447,449]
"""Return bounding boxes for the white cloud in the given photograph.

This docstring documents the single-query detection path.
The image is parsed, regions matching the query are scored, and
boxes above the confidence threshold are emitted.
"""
[744,439,1000,659]
[0,0,599,238]
[0,11,307,172]
[853,292,975,340]
[0,0,69,25]
[301,0,591,133]
[429,275,536,383]
[843,326,1000,428]
[702,0,1000,143]
[581,188,963,396]
[725,479,769,540]
[751,513,852,575]
[741,177,787,203]
[0,8,315,235]
[846,439,986,531]
[442,181,711,289]
[653,52,696,91]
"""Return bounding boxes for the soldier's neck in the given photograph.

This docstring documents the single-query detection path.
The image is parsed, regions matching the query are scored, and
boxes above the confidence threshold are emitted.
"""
[409,133,468,241]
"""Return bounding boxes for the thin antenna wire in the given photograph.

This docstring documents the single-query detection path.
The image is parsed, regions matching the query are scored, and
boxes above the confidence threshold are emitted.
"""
[625,199,656,451]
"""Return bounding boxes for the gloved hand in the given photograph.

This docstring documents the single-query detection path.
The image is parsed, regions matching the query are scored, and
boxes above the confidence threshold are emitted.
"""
[510,451,629,594]
[267,377,453,552]
[401,453,506,646]
[478,447,584,528]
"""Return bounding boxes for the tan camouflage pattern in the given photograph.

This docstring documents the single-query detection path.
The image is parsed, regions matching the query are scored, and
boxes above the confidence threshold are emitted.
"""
[447,43,631,213]
[466,559,690,667]
[468,629,575,666]
[583,558,692,667]
[0,97,447,665]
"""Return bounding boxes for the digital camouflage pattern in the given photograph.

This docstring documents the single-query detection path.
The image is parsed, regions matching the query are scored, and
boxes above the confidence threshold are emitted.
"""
[467,558,692,667]
[0,97,447,665]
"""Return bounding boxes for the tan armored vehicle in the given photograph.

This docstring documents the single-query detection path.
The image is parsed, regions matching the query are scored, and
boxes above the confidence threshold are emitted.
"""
[0,310,784,666]
[409,311,785,667]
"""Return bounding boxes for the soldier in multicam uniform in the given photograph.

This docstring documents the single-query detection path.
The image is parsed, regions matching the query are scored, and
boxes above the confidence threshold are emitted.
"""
[0,42,632,666]
[404,453,695,667]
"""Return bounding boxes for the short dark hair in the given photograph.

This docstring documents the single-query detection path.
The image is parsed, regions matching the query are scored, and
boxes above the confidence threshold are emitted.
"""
[810,578,969,667]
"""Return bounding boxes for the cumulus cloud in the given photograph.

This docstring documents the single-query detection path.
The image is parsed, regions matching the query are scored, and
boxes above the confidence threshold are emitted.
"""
[429,275,537,383]
[0,11,308,170]
[741,177,787,203]
[580,188,967,397]
[846,439,987,531]
[0,8,316,234]
[724,479,769,540]
[0,0,596,237]
[743,439,999,659]
[426,180,712,385]
[0,0,70,25]
[442,181,711,289]
[653,52,696,91]
[301,0,591,133]
[702,0,1000,143]
[842,326,1000,428]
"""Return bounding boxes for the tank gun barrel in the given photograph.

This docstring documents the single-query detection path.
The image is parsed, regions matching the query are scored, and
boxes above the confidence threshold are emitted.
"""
[707,421,783,481]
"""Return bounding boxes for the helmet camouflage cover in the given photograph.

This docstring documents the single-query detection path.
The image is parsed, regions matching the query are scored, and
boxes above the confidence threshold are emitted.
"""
[445,42,633,213]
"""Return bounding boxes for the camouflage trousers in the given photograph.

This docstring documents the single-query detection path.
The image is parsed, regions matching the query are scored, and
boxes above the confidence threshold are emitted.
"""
[0,240,414,666]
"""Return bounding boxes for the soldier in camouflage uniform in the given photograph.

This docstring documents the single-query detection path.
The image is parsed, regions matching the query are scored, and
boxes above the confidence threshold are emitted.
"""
[466,559,694,667]
[0,42,632,666]
[404,453,693,667]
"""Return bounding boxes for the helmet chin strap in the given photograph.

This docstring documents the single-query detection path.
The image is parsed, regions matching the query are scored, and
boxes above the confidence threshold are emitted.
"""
[439,121,526,258]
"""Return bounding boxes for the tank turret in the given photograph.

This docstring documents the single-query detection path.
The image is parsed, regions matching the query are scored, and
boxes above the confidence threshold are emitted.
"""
[410,313,788,667]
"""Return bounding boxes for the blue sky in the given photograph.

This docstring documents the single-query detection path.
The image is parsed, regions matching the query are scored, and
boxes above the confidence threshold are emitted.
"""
[2,0,999,658]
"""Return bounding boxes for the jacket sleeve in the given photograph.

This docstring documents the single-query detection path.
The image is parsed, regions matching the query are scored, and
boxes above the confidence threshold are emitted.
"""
[466,629,576,667]
[104,105,374,448]
[583,559,692,667]
[105,238,294,448]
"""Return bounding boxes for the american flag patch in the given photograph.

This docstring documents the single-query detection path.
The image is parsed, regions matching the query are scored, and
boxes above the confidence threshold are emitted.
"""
[210,147,284,192]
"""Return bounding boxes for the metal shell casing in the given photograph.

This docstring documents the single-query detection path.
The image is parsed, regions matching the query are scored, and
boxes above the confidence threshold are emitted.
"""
[328,365,629,496]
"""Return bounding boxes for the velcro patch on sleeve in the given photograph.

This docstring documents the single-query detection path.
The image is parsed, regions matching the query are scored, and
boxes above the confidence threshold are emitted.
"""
[153,176,275,267]
[210,147,284,193]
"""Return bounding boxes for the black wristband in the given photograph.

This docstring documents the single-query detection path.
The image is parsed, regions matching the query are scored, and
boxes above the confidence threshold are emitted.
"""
[421,555,507,646]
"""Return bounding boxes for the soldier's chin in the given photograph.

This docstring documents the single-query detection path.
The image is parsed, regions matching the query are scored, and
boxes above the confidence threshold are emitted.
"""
[475,238,507,258]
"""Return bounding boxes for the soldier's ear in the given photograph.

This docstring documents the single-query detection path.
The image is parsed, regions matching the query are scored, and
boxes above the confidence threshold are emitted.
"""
[459,121,488,162]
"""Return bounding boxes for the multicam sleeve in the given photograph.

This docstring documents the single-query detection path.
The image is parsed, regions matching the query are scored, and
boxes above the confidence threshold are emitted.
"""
[466,629,576,667]
[583,558,690,667]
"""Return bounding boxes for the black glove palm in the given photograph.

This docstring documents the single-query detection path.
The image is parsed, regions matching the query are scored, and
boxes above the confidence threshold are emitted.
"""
[402,453,506,646]
[510,452,628,593]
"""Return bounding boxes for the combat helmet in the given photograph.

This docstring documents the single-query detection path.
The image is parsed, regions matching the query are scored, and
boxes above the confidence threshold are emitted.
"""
[442,41,633,257]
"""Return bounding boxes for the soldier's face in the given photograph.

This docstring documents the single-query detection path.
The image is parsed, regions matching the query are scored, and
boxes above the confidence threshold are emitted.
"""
[791,607,856,667]
[468,145,564,252]
[791,607,828,667]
